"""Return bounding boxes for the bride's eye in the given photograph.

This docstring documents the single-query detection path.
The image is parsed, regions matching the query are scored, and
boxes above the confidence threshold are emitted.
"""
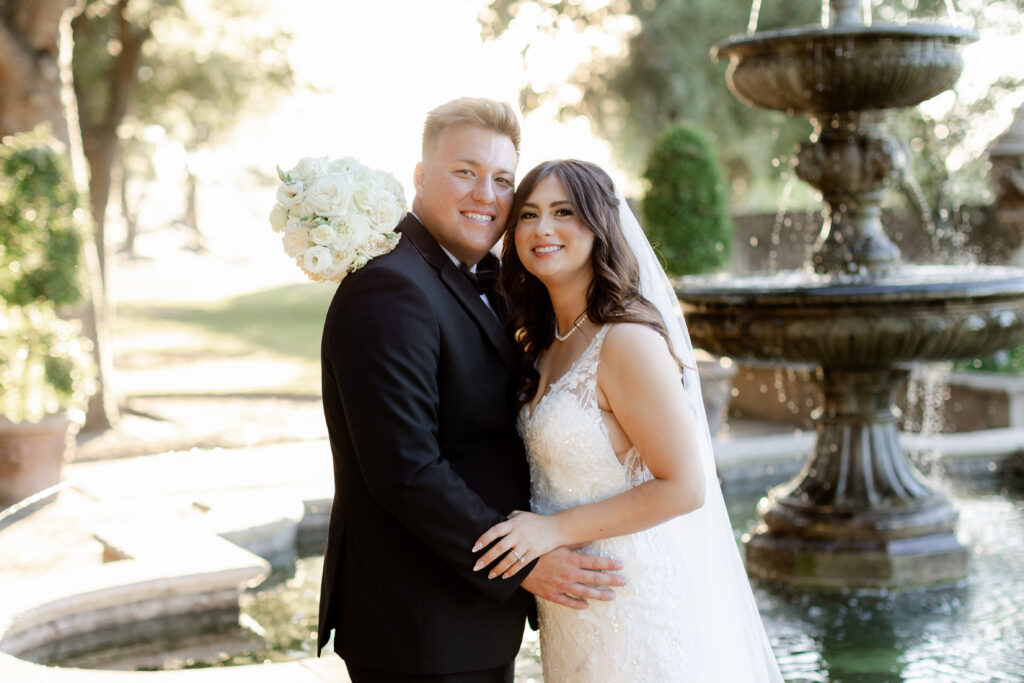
[555,208,574,217]
[520,210,538,220]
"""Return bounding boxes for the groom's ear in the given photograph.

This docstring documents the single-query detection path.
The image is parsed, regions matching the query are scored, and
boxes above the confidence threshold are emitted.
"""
[414,162,425,192]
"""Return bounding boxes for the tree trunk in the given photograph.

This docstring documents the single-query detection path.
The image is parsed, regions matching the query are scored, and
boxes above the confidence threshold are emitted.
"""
[0,0,120,431]
[0,0,77,143]
[120,150,140,257]
[73,0,149,283]
[59,4,118,431]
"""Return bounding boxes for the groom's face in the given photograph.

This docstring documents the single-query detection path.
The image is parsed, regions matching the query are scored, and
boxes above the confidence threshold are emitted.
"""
[414,124,517,266]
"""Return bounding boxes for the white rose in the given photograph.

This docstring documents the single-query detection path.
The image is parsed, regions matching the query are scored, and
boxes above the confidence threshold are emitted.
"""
[287,156,328,184]
[327,157,359,175]
[276,181,303,209]
[366,190,405,233]
[302,246,333,275]
[309,224,336,246]
[382,173,406,206]
[282,221,311,258]
[352,175,384,211]
[339,213,372,245]
[269,203,289,232]
[305,173,354,217]
[321,249,356,281]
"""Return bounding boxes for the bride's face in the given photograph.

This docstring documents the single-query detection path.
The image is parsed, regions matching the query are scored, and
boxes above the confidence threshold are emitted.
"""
[514,175,595,290]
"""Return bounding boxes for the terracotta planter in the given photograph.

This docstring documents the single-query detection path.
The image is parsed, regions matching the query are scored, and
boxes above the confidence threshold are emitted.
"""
[0,414,75,508]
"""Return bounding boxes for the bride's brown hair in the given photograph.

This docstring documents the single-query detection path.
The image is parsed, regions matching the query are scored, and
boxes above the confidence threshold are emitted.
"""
[499,159,675,407]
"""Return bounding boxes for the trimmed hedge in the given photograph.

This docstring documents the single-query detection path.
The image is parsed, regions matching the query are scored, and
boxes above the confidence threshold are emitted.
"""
[642,123,733,275]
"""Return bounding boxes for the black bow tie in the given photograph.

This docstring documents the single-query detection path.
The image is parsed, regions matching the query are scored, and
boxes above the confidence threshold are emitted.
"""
[460,258,498,295]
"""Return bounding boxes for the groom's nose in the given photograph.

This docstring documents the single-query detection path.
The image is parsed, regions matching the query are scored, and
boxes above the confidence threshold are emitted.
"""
[471,177,496,204]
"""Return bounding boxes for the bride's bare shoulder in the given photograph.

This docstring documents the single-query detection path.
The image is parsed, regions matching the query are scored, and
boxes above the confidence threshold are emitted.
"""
[601,323,675,369]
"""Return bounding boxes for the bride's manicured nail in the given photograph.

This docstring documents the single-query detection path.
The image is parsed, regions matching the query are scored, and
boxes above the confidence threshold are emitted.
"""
[472,542,481,552]
[488,571,497,579]
[473,561,483,571]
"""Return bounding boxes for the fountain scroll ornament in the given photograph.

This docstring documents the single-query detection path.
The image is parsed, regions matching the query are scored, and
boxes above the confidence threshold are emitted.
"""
[676,0,1024,589]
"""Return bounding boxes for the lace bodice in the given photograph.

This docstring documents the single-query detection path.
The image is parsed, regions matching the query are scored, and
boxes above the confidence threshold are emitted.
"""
[520,326,649,517]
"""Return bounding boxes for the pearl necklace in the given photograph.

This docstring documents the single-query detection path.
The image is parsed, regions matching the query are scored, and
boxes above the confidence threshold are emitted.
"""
[554,311,588,343]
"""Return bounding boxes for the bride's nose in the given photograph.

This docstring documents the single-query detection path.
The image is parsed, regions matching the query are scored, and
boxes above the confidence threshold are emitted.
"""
[536,212,554,236]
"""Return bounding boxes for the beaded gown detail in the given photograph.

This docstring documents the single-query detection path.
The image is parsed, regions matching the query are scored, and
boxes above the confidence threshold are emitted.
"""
[520,325,783,682]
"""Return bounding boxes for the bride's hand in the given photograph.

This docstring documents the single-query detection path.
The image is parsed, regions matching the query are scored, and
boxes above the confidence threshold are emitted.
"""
[472,510,566,579]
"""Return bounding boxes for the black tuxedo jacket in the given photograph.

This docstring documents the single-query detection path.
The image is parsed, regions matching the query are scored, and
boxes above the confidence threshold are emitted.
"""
[317,214,534,675]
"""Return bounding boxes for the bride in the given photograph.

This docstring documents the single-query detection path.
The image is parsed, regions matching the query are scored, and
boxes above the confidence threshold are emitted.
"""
[471,159,783,681]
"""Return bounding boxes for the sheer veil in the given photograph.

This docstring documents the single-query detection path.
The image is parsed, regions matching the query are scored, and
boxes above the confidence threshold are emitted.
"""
[617,192,784,681]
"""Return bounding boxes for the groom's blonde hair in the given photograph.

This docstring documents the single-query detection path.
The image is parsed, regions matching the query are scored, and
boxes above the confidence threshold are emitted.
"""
[422,98,521,158]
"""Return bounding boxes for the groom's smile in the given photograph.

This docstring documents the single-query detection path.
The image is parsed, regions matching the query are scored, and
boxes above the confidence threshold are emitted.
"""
[462,211,496,224]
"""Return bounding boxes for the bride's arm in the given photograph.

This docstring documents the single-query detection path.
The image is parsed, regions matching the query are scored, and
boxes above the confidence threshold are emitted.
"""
[473,323,706,579]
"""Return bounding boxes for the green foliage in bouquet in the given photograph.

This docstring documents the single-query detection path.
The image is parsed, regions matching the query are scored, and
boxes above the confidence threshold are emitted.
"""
[0,126,88,307]
[0,301,97,424]
[642,123,733,275]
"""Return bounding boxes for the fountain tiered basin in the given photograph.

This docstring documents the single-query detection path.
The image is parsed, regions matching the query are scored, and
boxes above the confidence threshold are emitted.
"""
[713,24,977,114]
[696,2,1024,588]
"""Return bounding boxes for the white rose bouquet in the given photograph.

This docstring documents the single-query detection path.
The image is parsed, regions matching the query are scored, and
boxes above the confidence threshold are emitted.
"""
[270,156,406,282]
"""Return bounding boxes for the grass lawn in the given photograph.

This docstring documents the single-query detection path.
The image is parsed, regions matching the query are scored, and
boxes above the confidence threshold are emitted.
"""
[114,282,335,397]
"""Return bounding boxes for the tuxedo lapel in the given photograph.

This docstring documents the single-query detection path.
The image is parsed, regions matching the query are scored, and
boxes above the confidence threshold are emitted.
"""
[398,215,517,373]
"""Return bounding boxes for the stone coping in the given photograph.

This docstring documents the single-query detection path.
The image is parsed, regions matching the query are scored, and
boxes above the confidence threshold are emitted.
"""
[0,653,347,681]
[0,443,346,681]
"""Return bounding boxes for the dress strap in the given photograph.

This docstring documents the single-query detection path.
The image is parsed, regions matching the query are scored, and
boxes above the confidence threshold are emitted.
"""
[559,324,610,406]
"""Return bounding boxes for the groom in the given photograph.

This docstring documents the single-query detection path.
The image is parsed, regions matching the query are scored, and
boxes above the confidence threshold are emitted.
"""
[317,97,625,682]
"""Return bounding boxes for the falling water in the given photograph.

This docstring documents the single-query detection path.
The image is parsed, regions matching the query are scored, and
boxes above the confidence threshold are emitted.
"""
[903,362,953,473]
[747,0,762,35]
[769,175,801,273]
[943,0,960,23]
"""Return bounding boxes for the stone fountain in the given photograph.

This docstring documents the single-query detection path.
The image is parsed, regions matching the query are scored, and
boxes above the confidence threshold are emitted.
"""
[678,0,1024,589]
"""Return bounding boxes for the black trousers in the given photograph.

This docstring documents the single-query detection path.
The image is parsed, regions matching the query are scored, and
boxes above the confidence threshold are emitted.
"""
[344,660,514,683]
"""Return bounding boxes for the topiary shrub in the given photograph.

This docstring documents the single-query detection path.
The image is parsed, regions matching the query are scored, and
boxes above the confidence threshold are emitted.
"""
[0,126,88,307]
[642,123,733,275]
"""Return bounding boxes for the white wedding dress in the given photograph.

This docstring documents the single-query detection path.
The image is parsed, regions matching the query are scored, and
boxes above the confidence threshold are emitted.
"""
[521,324,783,682]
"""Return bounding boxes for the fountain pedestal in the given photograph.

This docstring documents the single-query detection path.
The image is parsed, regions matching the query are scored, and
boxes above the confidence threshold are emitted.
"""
[746,368,967,588]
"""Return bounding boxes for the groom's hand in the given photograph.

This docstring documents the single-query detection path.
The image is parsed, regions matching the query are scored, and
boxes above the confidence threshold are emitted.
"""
[520,547,626,609]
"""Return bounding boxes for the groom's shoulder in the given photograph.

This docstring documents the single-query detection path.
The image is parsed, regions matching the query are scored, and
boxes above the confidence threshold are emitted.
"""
[345,235,429,289]
[328,238,432,313]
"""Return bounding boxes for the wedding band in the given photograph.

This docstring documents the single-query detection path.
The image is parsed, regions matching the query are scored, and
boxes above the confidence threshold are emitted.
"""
[510,550,523,563]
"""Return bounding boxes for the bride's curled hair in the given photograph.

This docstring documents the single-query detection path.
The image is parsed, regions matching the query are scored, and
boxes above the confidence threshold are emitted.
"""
[500,159,676,407]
